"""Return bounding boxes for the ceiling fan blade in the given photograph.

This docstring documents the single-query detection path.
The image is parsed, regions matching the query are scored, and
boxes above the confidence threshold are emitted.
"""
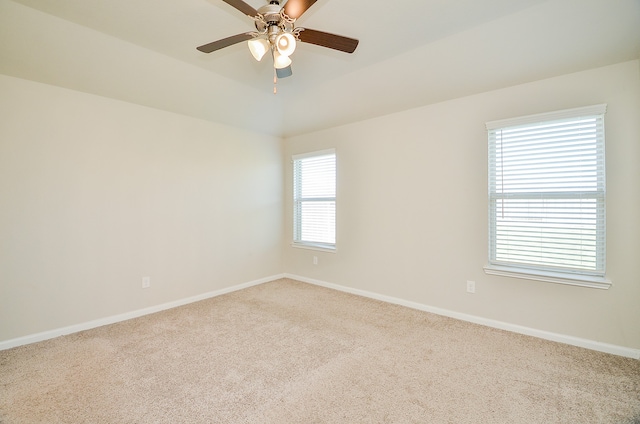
[196,33,254,53]
[298,28,359,54]
[283,0,317,19]
[221,0,258,17]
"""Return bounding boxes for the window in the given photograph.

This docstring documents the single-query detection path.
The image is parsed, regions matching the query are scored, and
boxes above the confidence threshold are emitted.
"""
[485,105,610,289]
[293,149,336,250]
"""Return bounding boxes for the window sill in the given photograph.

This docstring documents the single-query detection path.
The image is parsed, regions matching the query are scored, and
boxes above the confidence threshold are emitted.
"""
[483,265,611,289]
[291,242,336,253]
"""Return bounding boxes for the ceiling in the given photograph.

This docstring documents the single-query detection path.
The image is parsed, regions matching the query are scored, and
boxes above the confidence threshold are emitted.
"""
[1,0,639,137]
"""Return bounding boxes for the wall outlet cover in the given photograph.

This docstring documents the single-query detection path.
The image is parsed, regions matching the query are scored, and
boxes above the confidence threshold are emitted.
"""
[466,280,475,293]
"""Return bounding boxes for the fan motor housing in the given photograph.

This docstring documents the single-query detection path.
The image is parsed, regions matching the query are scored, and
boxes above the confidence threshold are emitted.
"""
[258,3,281,24]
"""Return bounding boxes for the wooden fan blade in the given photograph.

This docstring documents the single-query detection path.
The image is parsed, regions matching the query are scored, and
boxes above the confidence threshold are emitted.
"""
[196,33,253,53]
[221,0,258,17]
[298,28,359,53]
[283,0,317,19]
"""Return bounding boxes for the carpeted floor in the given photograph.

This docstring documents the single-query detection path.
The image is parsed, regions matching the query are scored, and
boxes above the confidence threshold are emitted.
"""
[1,278,639,423]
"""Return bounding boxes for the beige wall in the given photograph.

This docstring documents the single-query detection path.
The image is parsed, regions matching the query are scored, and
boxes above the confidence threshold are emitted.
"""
[2,59,638,351]
[0,75,284,341]
[283,60,640,350]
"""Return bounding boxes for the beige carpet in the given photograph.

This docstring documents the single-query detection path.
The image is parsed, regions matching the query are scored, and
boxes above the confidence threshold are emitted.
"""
[1,278,639,423]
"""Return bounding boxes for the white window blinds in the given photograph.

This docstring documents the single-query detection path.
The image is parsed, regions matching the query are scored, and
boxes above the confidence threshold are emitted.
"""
[293,150,336,249]
[486,105,606,283]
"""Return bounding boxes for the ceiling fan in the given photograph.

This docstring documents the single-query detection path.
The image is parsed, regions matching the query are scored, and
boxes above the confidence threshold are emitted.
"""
[196,0,359,85]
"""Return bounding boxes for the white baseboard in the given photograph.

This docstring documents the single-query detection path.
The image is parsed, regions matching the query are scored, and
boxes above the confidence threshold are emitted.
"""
[285,273,640,360]
[4,273,638,359]
[0,274,285,351]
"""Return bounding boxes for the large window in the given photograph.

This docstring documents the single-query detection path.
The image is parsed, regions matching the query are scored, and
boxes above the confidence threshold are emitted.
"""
[485,105,610,288]
[293,149,336,250]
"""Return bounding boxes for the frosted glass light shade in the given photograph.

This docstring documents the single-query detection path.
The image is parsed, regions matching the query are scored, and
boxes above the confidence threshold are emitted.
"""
[273,50,292,69]
[275,32,296,57]
[248,38,270,61]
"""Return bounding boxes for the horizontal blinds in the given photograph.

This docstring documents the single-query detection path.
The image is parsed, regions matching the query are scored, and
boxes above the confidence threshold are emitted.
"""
[293,151,336,246]
[488,111,605,275]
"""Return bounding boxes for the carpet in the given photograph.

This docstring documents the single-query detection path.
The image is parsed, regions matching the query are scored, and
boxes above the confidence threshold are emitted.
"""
[1,278,639,423]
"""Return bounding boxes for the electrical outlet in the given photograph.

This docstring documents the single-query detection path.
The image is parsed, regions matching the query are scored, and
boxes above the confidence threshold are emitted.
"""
[142,276,151,289]
[466,280,475,293]
[313,256,318,265]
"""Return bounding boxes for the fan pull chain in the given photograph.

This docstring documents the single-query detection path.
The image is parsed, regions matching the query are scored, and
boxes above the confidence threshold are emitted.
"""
[273,69,277,95]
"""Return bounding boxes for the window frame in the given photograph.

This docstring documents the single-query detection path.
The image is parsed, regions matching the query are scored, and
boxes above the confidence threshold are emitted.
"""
[484,105,611,289]
[292,149,337,252]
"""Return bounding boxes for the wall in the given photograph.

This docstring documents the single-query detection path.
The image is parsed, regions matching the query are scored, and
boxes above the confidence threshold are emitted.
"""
[283,60,640,351]
[0,75,283,342]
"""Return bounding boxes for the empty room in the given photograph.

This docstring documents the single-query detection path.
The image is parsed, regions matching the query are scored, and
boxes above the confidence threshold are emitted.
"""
[1,0,639,422]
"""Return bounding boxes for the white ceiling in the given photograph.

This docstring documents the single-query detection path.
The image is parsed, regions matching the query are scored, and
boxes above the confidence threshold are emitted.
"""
[2,0,639,137]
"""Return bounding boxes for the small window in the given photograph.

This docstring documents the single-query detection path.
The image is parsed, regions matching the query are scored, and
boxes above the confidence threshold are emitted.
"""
[293,149,336,250]
[485,105,610,288]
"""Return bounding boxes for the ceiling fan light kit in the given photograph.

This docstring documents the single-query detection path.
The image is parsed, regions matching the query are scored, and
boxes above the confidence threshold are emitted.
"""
[248,38,270,61]
[197,0,359,91]
[275,32,296,57]
[273,50,292,69]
